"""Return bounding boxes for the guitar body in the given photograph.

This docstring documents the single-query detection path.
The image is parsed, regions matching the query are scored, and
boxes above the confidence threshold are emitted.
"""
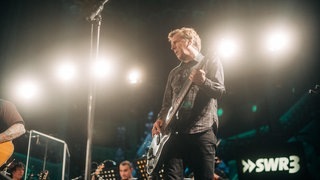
[146,132,171,175]
[0,141,14,167]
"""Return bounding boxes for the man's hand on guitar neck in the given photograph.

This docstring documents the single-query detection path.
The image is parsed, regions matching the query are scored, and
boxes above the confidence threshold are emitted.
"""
[152,119,164,137]
[189,69,206,86]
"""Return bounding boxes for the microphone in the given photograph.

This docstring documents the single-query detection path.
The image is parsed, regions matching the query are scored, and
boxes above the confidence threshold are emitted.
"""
[36,135,40,145]
[29,134,40,144]
[87,0,110,21]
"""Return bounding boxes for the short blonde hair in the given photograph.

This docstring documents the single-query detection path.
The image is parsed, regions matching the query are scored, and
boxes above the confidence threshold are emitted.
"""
[119,160,133,168]
[168,27,201,51]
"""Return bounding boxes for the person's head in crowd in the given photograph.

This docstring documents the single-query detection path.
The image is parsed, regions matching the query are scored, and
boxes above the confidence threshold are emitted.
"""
[119,160,134,180]
[10,162,25,180]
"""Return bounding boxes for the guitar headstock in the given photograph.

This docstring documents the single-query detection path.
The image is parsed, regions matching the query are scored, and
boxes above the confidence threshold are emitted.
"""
[309,84,319,94]
[38,170,49,180]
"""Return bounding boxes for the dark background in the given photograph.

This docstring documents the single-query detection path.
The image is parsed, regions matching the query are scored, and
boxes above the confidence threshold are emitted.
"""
[1,0,319,179]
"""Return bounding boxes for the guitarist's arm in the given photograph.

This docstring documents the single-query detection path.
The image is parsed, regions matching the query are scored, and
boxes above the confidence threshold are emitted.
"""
[191,54,226,99]
[187,44,225,99]
[0,123,26,143]
[0,99,26,143]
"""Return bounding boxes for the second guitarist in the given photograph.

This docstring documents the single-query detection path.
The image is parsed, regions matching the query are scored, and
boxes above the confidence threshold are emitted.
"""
[0,99,26,167]
[151,27,225,180]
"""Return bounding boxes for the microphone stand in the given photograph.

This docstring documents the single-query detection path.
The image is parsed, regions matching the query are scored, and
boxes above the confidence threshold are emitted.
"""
[84,1,109,179]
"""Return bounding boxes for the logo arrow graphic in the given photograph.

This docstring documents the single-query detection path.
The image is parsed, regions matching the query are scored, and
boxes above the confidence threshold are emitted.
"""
[242,159,256,173]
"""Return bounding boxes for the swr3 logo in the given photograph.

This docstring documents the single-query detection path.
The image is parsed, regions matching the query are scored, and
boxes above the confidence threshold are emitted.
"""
[242,155,300,174]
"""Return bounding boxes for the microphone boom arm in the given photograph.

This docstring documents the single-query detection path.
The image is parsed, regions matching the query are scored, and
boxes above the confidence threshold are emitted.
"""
[87,0,110,21]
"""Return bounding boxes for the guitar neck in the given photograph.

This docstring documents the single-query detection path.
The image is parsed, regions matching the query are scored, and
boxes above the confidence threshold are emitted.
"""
[164,80,193,130]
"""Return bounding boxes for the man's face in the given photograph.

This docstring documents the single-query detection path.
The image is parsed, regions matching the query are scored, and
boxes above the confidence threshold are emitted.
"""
[119,164,132,180]
[170,34,193,62]
[12,167,24,179]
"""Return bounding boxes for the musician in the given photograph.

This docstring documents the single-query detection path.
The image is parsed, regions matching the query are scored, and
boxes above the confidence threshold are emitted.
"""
[9,162,25,180]
[152,27,225,179]
[0,99,25,144]
[91,163,105,180]
[0,99,25,169]
[213,156,229,180]
[119,160,136,180]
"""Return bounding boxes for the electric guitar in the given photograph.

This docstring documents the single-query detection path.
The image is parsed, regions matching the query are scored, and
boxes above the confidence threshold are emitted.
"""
[146,54,208,175]
[0,141,14,167]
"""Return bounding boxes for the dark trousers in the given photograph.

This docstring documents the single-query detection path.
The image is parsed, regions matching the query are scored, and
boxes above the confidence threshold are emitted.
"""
[163,129,217,180]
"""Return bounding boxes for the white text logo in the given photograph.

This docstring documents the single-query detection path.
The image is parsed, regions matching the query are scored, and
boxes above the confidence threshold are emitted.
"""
[242,155,300,174]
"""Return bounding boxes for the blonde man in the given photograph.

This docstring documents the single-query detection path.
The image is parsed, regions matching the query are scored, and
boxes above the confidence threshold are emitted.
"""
[152,27,225,179]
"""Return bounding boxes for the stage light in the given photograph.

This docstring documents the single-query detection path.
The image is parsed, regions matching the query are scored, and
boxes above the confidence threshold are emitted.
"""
[55,62,76,82]
[265,29,290,53]
[128,69,141,84]
[15,79,40,100]
[91,60,114,79]
[218,108,224,117]
[217,37,239,58]
[251,105,258,113]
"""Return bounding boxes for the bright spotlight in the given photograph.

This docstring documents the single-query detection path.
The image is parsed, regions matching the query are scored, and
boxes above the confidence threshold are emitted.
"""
[91,60,114,79]
[218,38,238,58]
[56,62,76,82]
[128,70,141,84]
[16,79,40,100]
[265,30,290,53]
